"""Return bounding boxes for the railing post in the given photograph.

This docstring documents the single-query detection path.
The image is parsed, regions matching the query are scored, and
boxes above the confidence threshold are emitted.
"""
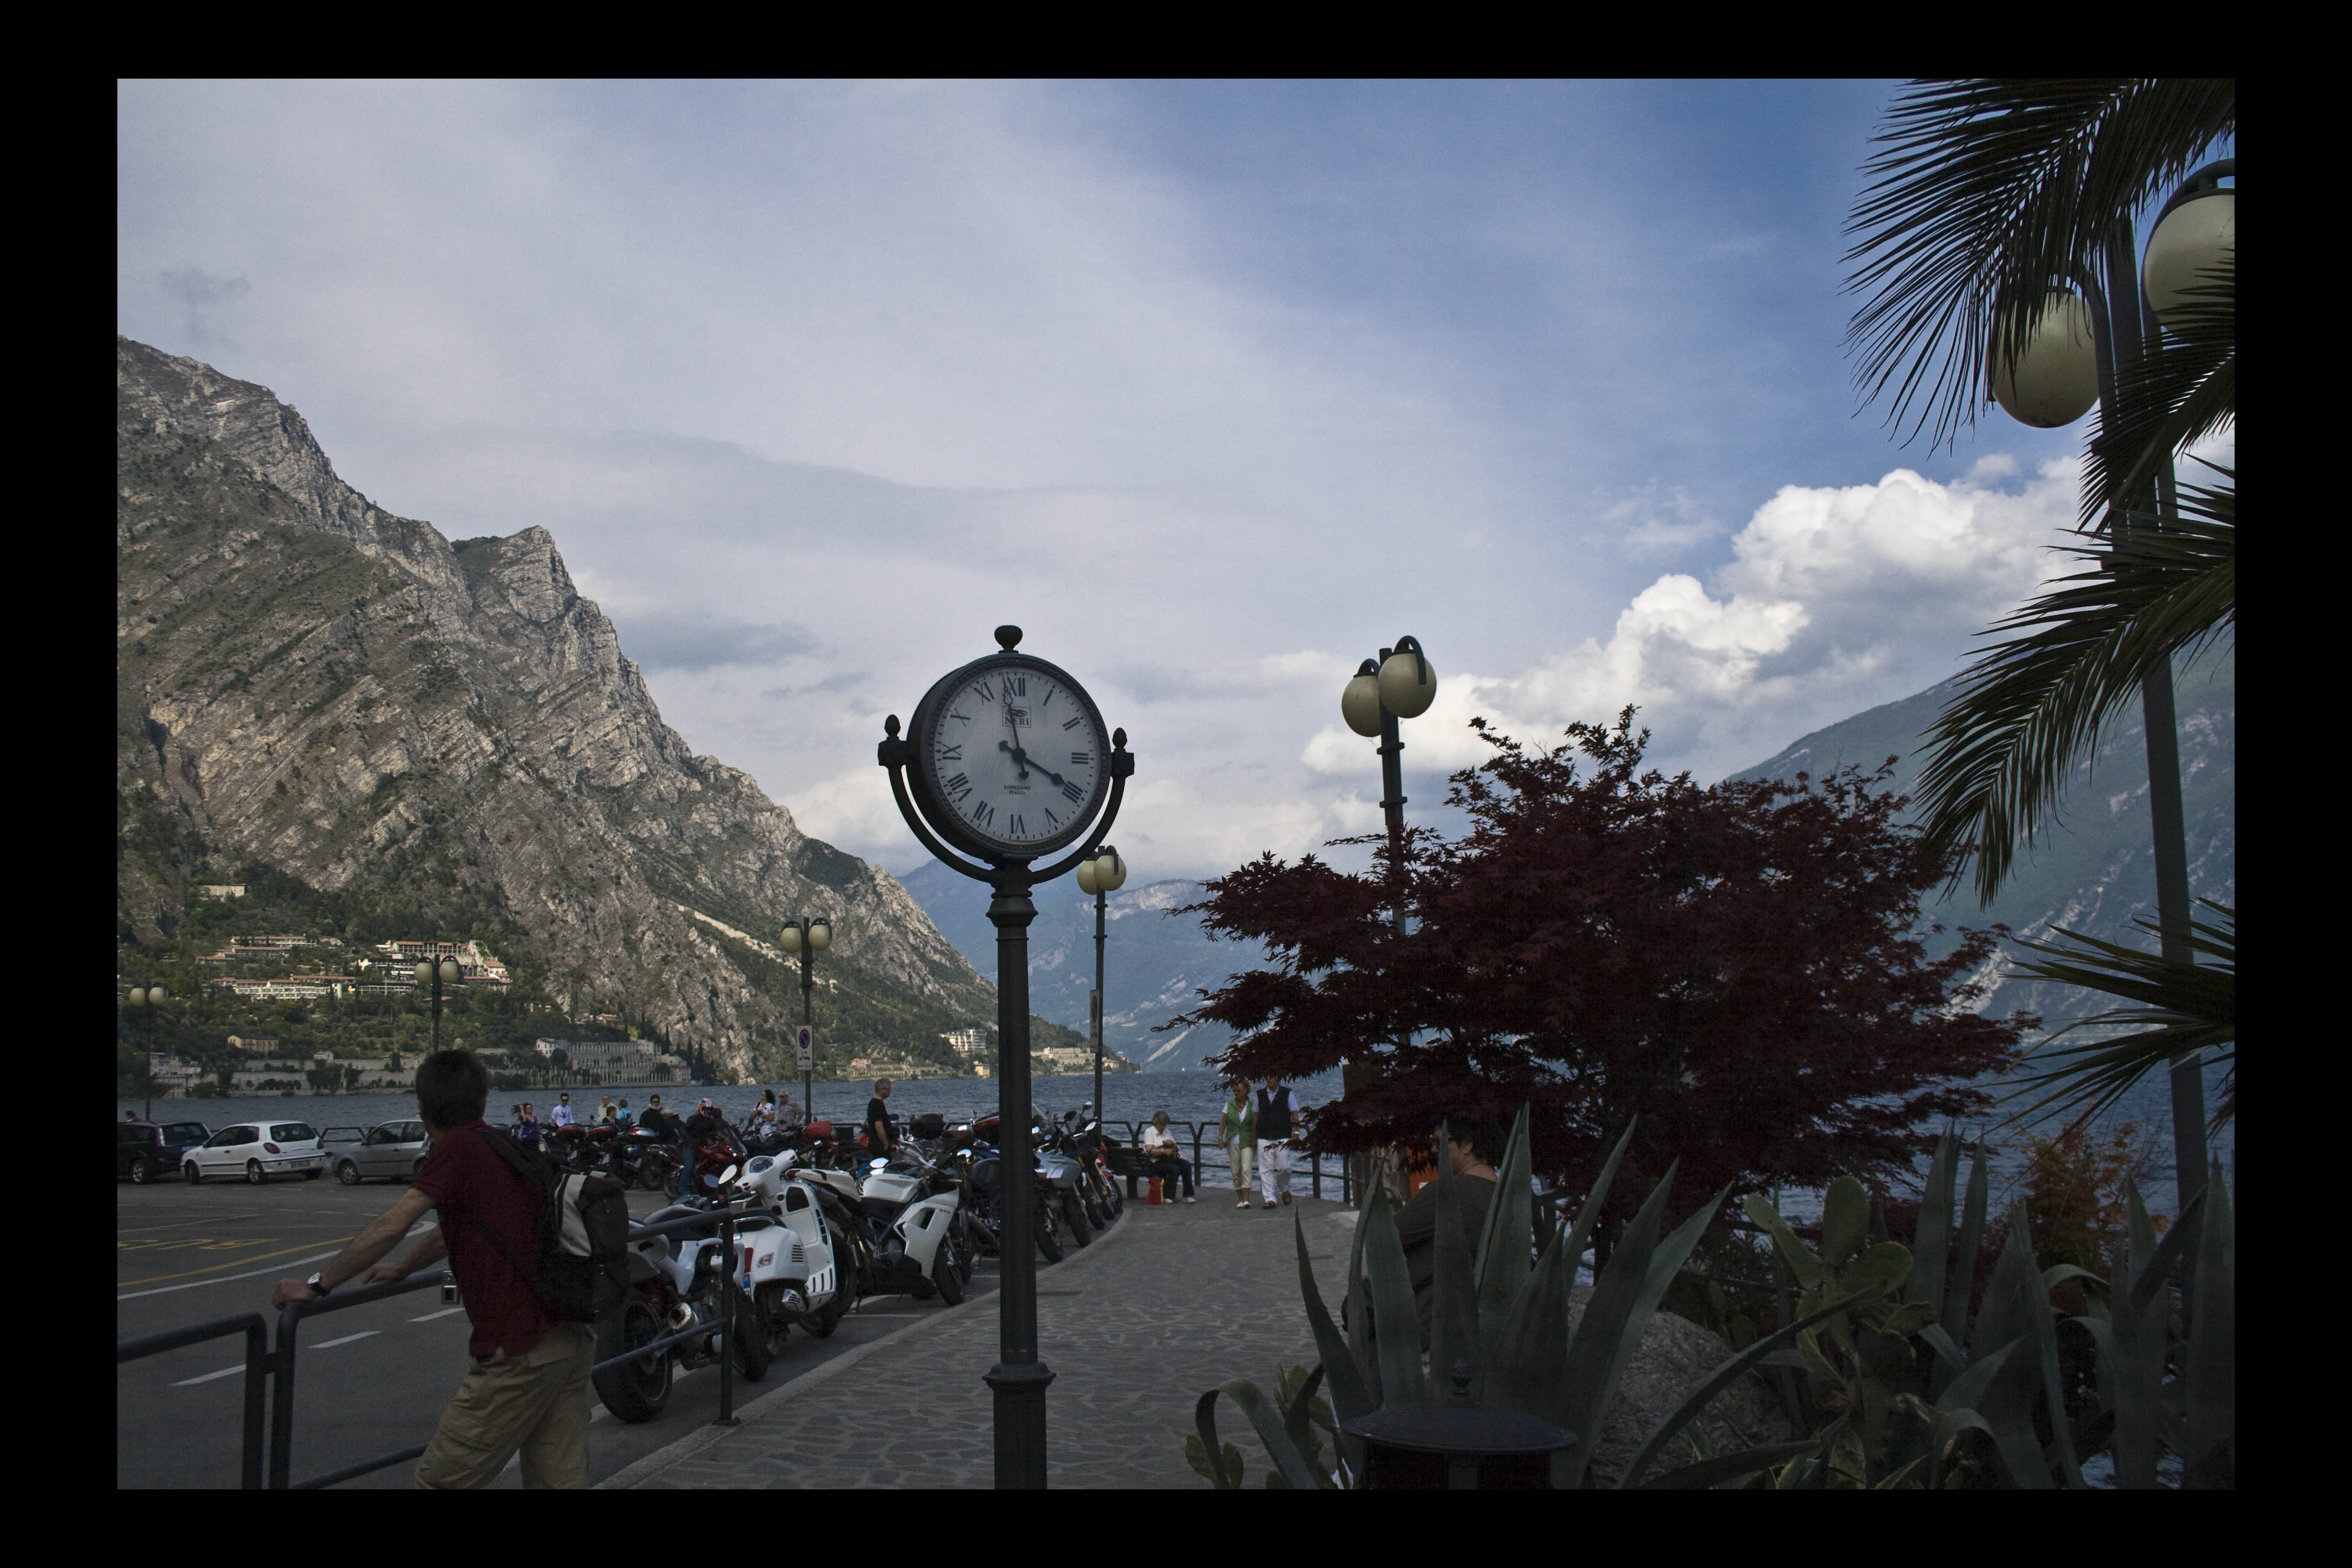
[241,1318,269,1490]
[715,1206,739,1426]
[269,1303,302,1489]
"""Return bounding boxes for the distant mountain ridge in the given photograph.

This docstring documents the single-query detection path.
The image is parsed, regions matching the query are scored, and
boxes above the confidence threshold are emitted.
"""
[1729,645,2235,1023]
[116,335,997,1077]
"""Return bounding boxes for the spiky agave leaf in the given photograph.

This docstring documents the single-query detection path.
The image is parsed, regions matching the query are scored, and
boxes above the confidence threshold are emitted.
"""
[2183,1158,2234,1488]
[1905,1130,1961,1319]
[1427,1123,1483,1393]
[1356,1171,1426,1407]
[1472,1103,1534,1351]
[1292,1207,1372,1475]
[1194,1379,1320,1491]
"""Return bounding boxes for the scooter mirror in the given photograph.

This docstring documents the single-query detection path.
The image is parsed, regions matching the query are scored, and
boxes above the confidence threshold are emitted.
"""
[717,1163,741,1186]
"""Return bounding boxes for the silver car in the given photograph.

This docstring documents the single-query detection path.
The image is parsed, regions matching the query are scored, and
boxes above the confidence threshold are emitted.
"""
[324,1119,433,1184]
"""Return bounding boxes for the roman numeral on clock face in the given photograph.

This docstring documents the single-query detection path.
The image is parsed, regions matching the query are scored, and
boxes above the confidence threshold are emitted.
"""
[1007,813,1026,837]
[970,801,995,829]
[1060,779,1083,803]
[937,745,962,763]
[973,681,995,702]
[1062,716,1082,731]
[1070,751,1091,767]
[944,772,972,804]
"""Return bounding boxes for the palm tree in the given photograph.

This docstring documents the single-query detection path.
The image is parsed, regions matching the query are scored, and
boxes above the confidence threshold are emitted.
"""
[1842,80,2235,1148]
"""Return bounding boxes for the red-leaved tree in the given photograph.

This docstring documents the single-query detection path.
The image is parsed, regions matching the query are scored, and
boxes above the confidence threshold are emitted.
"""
[1170,710,2033,1247]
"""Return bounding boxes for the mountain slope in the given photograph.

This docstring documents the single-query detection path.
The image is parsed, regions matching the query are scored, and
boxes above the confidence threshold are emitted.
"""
[1729,645,2235,1023]
[116,335,993,1077]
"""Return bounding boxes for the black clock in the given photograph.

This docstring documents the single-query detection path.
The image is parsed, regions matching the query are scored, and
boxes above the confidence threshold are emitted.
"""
[905,643,1112,861]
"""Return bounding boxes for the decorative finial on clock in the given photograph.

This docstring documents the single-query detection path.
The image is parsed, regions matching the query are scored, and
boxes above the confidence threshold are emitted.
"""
[995,625,1022,651]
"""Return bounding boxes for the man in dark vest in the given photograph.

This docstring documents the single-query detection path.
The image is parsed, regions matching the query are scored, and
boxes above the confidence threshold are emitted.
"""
[1254,1077,1301,1209]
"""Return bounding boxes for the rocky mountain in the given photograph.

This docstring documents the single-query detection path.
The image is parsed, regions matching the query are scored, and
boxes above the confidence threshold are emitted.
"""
[1730,644,2235,1025]
[116,335,996,1079]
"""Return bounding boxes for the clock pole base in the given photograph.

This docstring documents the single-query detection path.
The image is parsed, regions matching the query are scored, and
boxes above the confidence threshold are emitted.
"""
[984,1360,1056,1488]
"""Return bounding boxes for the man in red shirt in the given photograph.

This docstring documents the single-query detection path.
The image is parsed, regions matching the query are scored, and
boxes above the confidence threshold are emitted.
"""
[271,1048,593,1488]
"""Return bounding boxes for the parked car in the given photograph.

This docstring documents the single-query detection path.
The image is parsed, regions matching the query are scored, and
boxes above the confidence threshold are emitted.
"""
[119,1120,210,1184]
[182,1122,327,1184]
[322,1120,433,1184]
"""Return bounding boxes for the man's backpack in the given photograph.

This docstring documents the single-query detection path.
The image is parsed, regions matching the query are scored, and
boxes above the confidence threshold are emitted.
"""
[466,1126,631,1322]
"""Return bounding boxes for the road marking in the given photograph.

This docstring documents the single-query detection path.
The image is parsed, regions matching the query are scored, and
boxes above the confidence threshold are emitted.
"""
[118,1213,264,1234]
[408,1307,465,1322]
[172,1365,247,1387]
[118,1247,344,1295]
[308,1331,380,1350]
[117,1221,438,1296]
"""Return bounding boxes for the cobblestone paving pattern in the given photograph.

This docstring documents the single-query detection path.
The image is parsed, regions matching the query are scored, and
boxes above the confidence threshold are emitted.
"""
[627,1194,1356,1488]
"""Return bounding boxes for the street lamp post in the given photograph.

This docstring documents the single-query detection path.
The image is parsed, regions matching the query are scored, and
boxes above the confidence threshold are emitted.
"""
[412,953,463,1053]
[779,916,832,1124]
[1339,636,1439,1204]
[1074,846,1127,1123]
[1989,160,2233,1237]
[125,984,169,1120]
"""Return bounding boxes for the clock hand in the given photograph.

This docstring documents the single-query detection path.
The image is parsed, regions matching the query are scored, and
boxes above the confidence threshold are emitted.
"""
[999,737,1071,791]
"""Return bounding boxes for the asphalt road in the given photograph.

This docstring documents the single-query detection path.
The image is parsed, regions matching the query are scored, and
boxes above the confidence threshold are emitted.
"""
[117,1174,999,1489]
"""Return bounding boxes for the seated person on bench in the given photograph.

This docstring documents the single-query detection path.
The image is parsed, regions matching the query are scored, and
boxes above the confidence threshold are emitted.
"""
[1140,1111,1195,1203]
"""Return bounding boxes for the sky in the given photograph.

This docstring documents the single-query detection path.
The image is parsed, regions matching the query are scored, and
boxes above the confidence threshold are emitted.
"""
[119,80,2171,882]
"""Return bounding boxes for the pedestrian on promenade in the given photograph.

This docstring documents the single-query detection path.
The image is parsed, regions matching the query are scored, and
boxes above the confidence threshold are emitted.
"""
[865,1079,897,1165]
[1140,1111,1196,1203]
[776,1088,805,1132]
[270,1048,592,1488]
[613,1098,635,1132]
[516,1104,540,1149]
[550,1093,576,1129]
[1394,1117,1503,1347]
[596,1094,617,1126]
[1256,1078,1302,1209]
[639,1094,674,1142]
[750,1089,777,1132]
[1219,1082,1256,1209]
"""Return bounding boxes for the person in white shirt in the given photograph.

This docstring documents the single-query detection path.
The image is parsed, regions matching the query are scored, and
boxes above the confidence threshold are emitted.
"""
[1140,1111,1195,1203]
[1255,1079,1301,1209]
[550,1094,576,1129]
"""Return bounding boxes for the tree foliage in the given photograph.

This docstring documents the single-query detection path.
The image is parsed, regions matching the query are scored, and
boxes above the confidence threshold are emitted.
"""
[1172,713,2033,1236]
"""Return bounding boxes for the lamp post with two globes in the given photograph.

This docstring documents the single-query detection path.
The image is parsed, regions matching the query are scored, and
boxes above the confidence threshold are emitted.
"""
[1338,639,1439,1204]
[1075,846,1127,1120]
[1982,158,2233,1226]
[779,916,832,1123]
[413,955,463,1053]
[124,983,171,1121]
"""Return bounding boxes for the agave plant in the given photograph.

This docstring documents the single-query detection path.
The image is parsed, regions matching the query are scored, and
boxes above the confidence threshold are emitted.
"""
[1191,1109,1855,1488]
[1740,1131,2235,1488]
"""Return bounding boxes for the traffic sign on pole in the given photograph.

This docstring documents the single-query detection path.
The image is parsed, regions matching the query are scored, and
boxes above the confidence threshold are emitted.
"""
[795,1024,815,1073]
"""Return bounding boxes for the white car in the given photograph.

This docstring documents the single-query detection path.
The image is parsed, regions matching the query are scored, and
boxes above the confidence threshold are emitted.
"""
[183,1121,328,1184]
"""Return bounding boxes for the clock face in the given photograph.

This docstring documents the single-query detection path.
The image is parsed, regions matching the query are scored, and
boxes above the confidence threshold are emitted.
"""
[911,652,1111,860]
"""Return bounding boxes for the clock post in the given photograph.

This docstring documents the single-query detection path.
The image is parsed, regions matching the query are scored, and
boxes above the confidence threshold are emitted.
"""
[877,625,1134,1489]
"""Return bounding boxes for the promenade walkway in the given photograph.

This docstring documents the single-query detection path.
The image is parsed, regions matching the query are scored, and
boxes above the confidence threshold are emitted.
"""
[604,1192,1356,1488]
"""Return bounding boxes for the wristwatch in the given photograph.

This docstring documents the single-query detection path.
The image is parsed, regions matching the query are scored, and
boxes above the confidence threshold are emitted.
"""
[305,1272,333,1298]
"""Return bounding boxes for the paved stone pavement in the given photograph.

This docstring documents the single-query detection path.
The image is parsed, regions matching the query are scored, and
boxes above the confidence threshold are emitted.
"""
[607,1190,1358,1488]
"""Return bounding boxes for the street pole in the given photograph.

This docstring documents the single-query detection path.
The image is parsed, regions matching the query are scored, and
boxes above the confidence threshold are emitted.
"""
[983,865,1053,1488]
[1091,884,1105,1122]
[802,948,815,1125]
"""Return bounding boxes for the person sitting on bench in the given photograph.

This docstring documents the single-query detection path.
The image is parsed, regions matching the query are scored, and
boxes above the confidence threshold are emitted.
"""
[1140,1111,1195,1203]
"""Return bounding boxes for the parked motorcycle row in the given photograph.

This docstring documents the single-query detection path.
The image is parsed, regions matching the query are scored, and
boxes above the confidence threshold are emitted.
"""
[587,1105,1127,1424]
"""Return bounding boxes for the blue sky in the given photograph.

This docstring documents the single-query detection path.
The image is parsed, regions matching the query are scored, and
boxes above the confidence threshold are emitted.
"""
[119,80,2125,880]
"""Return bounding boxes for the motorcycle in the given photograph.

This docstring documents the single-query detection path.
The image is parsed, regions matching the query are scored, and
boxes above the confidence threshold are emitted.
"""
[1050,1106,1123,1227]
[959,1135,1068,1265]
[593,1165,780,1423]
[612,1129,678,1192]
[853,1146,971,1305]
[668,1122,747,1199]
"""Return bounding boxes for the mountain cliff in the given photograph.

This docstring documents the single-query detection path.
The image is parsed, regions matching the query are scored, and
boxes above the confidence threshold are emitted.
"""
[116,335,994,1077]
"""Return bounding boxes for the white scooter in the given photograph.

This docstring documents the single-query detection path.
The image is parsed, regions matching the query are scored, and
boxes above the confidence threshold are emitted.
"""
[736,1152,851,1338]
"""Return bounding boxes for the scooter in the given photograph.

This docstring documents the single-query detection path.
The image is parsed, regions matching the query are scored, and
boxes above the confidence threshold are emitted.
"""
[737,1150,851,1338]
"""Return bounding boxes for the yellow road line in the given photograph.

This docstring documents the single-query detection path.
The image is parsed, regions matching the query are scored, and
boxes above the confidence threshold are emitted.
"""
[117,1236,354,1287]
[117,1213,263,1235]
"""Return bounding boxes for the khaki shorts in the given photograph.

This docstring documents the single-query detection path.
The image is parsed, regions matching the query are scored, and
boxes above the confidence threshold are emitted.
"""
[416,1321,595,1489]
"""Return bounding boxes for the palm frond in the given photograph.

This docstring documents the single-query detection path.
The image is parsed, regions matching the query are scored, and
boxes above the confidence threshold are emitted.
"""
[1996,902,2235,1131]
[2083,265,2235,530]
[1913,493,2233,901]
[1844,79,2235,447]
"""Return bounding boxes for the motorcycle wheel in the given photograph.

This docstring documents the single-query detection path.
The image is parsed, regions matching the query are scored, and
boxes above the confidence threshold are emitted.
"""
[1081,1184,1106,1230]
[592,1296,673,1423]
[737,1287,783,1381]
[933,1233,966,1307]
[1036,1199,1065,1264]
[1062,1190,1094,1247]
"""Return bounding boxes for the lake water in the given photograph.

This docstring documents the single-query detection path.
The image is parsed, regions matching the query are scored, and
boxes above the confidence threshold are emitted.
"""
[120,1060,2229,1223]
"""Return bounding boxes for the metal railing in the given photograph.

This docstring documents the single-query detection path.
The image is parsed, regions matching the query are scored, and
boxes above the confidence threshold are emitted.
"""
[120,1204,756,1490]
[1101,1120,1353,1203]
[117,1310,269,1490]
